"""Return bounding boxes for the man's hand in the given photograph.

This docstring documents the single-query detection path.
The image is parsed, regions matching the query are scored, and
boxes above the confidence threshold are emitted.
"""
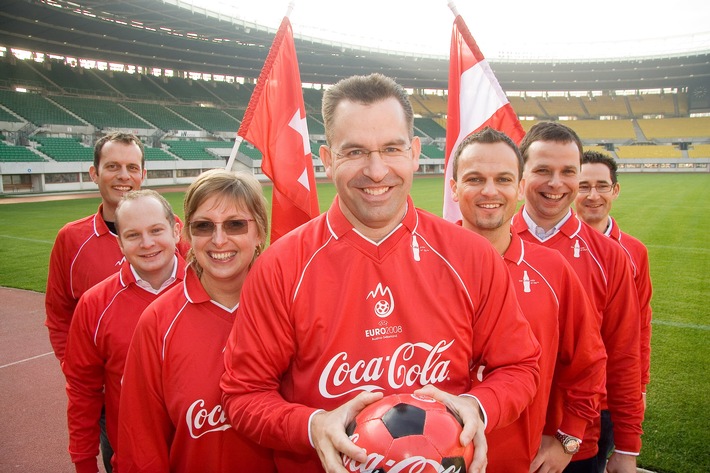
[415,384,487,473]
[310,391,383,473]
[529,435,573,473]
[605,452,637,473]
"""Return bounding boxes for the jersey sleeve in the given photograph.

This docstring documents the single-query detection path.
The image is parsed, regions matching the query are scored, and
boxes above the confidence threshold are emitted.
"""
[465,248,542,432]
[220,256,317,453]
[546,261,606,439]
[602,248,644,454]
[117,306,174,471]
[45,227,77,363]
[63,295,105,473]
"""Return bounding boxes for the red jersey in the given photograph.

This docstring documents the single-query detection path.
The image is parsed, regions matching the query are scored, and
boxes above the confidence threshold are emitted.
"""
[63,257,186,473]
[117,266,275,473]
[607,217,652,390]
[45,205,190,363]
[485,234,606,472]
[221,196,541,473]
[512,207,644,457]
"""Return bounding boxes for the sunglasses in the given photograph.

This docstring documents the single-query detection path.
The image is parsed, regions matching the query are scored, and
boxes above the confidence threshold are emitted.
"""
[188,219,254,237]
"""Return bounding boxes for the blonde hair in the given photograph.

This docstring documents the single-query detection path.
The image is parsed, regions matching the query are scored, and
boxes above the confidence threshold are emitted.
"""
[182,169,268,276]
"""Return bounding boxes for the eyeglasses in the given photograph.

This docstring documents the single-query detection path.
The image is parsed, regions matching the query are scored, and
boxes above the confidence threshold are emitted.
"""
[331,145,412,161]
[578,183,614,194]
[188,219,254,237]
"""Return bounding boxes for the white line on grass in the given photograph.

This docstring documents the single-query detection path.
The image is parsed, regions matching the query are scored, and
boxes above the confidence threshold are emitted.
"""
[0,234,54,244]
[652,320,710,331]
[0,352,54,369]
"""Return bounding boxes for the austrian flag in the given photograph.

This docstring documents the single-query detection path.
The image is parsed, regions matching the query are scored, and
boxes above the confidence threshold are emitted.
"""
[443,14,525,223]
[238,16,319,243]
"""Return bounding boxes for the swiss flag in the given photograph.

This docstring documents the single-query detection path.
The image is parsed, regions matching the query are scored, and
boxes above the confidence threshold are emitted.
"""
[238,17,319,243]
[443,15,525,223]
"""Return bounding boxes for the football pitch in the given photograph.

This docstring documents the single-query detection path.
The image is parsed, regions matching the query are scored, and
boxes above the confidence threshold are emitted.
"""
[0,172,708,473]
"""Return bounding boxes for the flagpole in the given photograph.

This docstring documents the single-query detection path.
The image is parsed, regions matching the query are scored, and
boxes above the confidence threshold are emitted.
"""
[447,0,459,17]
[225,135,243,171]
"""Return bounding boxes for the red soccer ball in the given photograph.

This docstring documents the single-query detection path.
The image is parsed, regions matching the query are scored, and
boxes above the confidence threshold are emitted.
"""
[343,393,474,473]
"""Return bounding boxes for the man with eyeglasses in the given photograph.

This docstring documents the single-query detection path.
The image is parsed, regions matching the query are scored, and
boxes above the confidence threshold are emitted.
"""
[62,190,186,473]
[221,73,541,473]
[510,122,644,473]
[575,150,652,412]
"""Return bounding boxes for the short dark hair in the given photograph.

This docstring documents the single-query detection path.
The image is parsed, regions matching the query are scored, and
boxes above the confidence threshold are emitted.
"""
[321,73,414,145]
[94,132,145,169]
[519,121,583,167]
[451,127,523,181]
[582,150,618,184]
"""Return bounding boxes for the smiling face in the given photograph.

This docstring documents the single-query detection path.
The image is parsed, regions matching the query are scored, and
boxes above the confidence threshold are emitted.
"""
[521,140,580,229]
[451,141,521,233]
[187,194,262,296]
[320,98,420,241]
[575,162,620,230]
[89,140,145,220]
[116,195,179,288]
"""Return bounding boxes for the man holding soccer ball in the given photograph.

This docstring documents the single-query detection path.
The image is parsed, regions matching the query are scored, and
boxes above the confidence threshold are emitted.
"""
[221,73,541,473]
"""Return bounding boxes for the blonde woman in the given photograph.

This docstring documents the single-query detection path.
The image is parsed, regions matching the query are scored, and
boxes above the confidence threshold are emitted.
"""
[118,170,274,472]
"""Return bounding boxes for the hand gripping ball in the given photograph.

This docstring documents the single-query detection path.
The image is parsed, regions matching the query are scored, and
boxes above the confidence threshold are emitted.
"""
[342,393,474,473]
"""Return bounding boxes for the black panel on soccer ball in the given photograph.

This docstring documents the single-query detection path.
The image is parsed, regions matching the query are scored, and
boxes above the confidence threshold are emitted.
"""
[442,456,467,469]
[345,420,356,437]
[381,403,426,438]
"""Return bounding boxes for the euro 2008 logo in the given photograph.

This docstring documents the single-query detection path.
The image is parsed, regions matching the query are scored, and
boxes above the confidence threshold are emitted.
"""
[367,283,394,318]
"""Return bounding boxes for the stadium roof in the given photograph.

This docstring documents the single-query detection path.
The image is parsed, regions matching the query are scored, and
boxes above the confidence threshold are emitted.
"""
[1,0,709,94]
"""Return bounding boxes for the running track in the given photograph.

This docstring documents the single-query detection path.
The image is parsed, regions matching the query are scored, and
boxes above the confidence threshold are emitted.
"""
[0,286,106,472]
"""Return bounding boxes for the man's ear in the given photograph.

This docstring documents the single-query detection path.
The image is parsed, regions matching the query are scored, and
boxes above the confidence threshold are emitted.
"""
[611,182,620,201]
[89,165,99,184]
[450,178,459,202]
[320,144,333,179]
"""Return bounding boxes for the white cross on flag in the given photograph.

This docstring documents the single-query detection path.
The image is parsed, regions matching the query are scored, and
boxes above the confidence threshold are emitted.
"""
[443,14,525,223]
[238,16,319,243]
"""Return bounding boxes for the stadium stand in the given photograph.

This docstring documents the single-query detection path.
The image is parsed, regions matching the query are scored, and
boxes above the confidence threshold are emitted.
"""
[50,95,152,129]
[637,117,710,140]
[163,139,233,161]
[0,90,84,127]
[581,95,630,118]
[411,94,448,116]
[32,136,93,162]
[42,61,114,96]
[414,117,446,139]
[0,140,45,162]
[0,106,22,123]
[421,144,445,159]
[0,0,707,195]
[616,144,683,159]
[98,70,174,101]
[537,96,587,119]
[561,119,637,141]
[166,105,240,133]
[122,101,200,131]
[143,146,177,161]
[688,144,710,158]
[307,115,326,136]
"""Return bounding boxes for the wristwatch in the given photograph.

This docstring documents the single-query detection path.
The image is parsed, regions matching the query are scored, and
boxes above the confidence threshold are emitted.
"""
[555,431,581,455]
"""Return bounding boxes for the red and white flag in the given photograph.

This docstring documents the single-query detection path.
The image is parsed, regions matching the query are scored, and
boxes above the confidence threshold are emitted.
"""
[443,14,525,223]
[237,16,319,243]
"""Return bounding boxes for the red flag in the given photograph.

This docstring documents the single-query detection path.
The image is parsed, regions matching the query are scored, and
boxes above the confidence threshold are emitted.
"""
[238,17,319,243]
[443,15,525,222]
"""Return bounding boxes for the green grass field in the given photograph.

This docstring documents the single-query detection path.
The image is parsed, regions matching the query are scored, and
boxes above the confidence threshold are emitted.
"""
[0,173,708,472]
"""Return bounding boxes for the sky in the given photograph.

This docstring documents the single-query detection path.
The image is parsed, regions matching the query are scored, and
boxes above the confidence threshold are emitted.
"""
[189,0,710,60]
